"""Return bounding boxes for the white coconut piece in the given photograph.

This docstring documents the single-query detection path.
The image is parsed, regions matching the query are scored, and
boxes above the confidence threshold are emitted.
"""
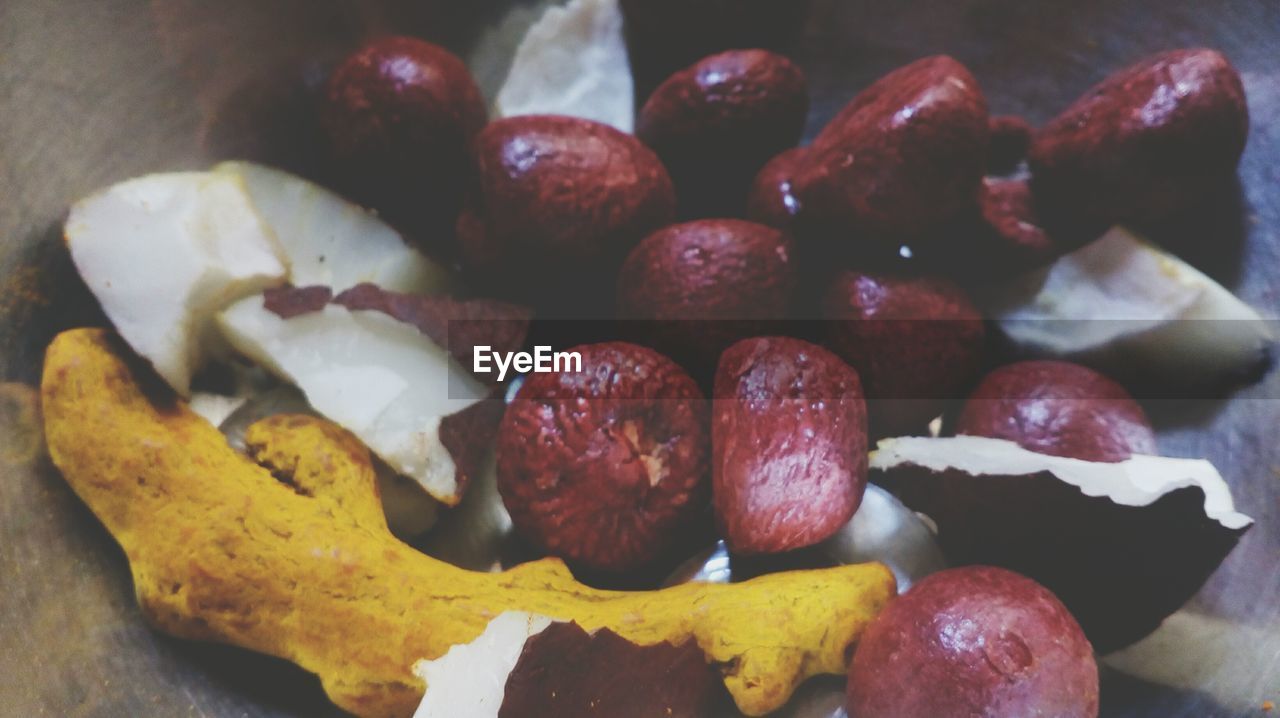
[871,435,1252,530]
[214,161,457,294]
[66,172,287,396]
[979,227,1274,381]
[218,296,489,504]
[821,484,947,592]
[494,0,634,133]
[412,612,556,718]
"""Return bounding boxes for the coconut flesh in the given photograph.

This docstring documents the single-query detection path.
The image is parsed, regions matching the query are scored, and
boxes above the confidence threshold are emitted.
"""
[214,161,457,294]
[413,612,556,718]
[978,227,1274,384]
[494,0,634,133]
[218,297,489,505]
[65,171,288,396]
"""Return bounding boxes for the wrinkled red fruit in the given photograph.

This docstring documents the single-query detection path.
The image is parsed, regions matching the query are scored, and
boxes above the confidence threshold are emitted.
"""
[617,219,796,367]
[823,271,985,437]
[713,337,868,555]
[987,114,1033,173]
[746,147,807,231]
[848,566,1098,718]
[790,56,989,248]
[458,116,676,311]
[497,342,708,572]
[956,360,1156,462]
[322,36,487,242]
[637,50,809,215]
[1029,48,1248,229]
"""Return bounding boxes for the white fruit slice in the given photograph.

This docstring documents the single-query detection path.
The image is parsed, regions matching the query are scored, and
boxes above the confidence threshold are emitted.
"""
[494,0,634,133]
[218,296,488,504]
[978,227,1274,382]
[214,161,457,293]
[413,612,556,718]
[871,435,1252,529]
[66,172,287,395]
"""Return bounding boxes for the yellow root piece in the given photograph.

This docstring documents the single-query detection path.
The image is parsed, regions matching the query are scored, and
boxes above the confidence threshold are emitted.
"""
[42,329,896,717]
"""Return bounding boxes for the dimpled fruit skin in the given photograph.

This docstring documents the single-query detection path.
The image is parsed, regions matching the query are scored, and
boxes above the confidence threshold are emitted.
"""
[617,219,796,364]
[322,36,486,179]
[458,116,676,301]
[956,360,1157,463]
[1029,48,1248,228]
[618,219,795,320]
[713,337,868,555]
[496,342,708,572]
[791,55,989,243]
[823,271,985,437]
[848,566,1099,718]
[637,49,809,212]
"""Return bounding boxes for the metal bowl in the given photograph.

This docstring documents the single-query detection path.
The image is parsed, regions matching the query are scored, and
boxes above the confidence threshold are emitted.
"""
[2,1,1277,716]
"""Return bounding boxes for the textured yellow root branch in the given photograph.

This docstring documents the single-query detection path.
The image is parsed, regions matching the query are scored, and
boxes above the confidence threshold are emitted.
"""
[42,329,896,717]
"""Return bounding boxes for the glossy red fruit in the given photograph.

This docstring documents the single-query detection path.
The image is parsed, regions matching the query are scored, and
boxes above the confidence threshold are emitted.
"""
[848,566,1098,718]
[617,219,796,367]
[823,271,985,437]
[496,342,708,572]
[1029,48,1248,229]
[790,56,989,246]
[322,36,487,242]
[746,147,807,232]
[637,50,808,214]
[713,337,868,555]
[458,116,676,311]
[956,360,1157,462]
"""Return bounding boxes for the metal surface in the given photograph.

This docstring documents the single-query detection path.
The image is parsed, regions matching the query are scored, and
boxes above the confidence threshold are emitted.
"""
[1,1,1278,716]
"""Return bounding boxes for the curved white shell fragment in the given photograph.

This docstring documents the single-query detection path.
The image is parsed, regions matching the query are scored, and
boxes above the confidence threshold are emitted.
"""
[413,612,556,718]
[871,435,1253,530]
[979,227,1275,383]
[495,0,635,133]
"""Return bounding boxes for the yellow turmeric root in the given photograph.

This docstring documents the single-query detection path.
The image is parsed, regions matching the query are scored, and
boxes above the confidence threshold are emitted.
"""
[41,328,896,717]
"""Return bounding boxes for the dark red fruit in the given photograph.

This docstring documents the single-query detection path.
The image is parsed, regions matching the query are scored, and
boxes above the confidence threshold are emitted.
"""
[497,342,708,572]
[956,360,1156,462]
[637,50,809,215]
[790,56,989,247]
[617,219,797,367]
[1029,48,1248,229]
[848,566,1098,718]
[322,36,487,242]
[458,116,676,312]
[713,337,868,555]
[746,147,807,231]
[823,271,985,437]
